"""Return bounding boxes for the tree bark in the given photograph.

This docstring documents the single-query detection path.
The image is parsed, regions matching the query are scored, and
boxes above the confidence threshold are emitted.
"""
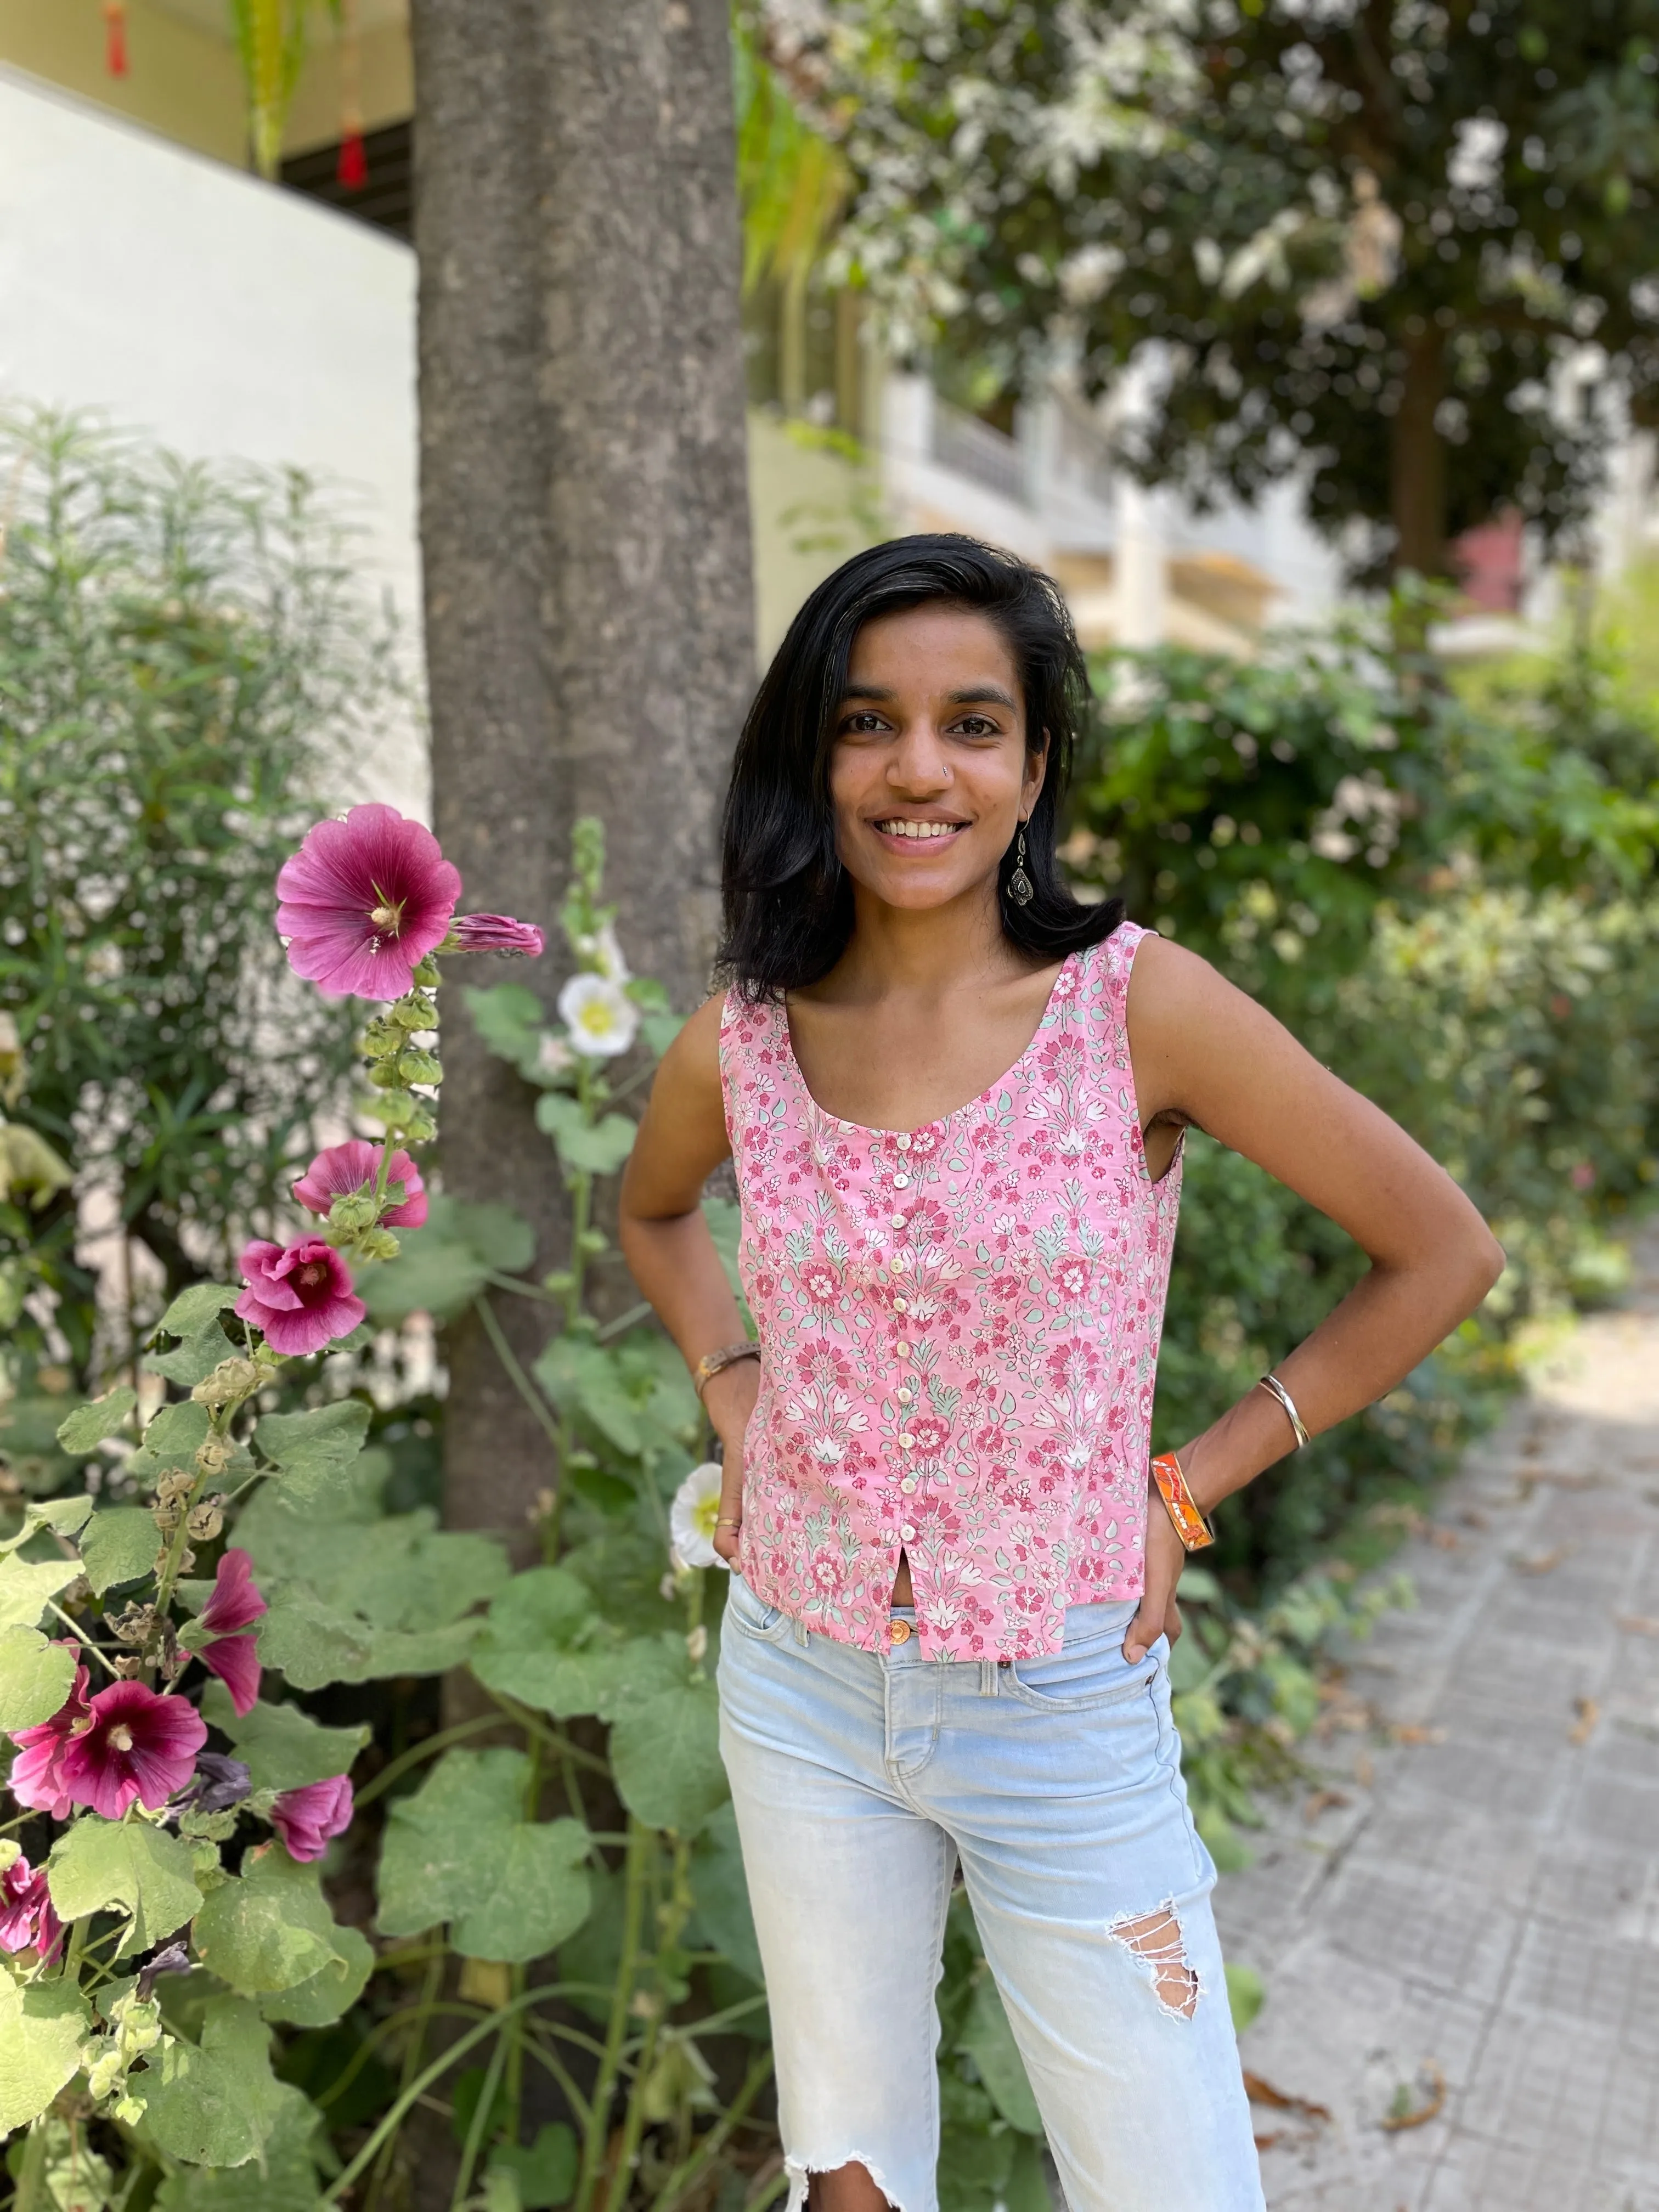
[410,0,755,1544]
[1389,324,1447,579]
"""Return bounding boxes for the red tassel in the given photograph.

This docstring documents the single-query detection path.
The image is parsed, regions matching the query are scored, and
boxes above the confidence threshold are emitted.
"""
[337,130,368,189]
[104,0,129,77]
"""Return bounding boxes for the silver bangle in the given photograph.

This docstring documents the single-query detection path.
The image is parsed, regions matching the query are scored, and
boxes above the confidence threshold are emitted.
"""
[1257,1372,1311,1450]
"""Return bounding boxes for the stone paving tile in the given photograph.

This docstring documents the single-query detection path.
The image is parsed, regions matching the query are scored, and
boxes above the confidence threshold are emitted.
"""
[1215,1227,1659,2208]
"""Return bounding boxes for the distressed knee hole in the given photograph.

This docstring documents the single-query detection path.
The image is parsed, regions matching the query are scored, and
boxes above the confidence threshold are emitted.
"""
[1108,1901,1200,2019]
[800,2156,900,2211]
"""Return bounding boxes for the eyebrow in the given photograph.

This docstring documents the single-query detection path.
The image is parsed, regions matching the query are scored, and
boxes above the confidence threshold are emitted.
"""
[838,682,1019,710]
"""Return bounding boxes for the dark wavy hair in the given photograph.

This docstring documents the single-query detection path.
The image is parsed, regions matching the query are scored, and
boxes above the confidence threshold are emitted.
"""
[719,534,1125,999]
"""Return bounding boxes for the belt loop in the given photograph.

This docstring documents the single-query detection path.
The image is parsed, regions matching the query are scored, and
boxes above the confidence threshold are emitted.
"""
[794,1617,809,1649]
[979,1659,998,1697]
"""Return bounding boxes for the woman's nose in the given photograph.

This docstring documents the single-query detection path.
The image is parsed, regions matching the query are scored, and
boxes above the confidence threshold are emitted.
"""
[888,727,951,790]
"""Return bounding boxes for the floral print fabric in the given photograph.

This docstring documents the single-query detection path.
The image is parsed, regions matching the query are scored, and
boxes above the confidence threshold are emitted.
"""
[719,922,1183,1661]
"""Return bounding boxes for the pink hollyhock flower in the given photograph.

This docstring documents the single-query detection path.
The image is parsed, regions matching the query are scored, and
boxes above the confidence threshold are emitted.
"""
[7,1658,91,1818]
[450,912,545,958]
[59,1681,207,1820]
[270,1775,354,1863]
[276,803,461,1001]
[0,1856,61,1962]
[235,1236,366,1357]
[293,1139,428,1229]
[198,1548,267,1717]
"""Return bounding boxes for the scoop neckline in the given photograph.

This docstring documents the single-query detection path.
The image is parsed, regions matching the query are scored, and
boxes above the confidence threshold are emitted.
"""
[777,946,1084,1139]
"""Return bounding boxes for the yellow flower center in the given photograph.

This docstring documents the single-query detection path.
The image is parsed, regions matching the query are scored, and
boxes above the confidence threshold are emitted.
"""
[108,1725,134,1753]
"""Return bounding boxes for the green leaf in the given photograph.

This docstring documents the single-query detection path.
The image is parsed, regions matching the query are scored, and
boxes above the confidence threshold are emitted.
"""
[254,1399,373,1502]
[0,1624,78,1730]
[147,1321,236,1387]
[687,1802,763,1983]
[1226,1961,1266,2034]
[55,1387,137,1453]
[0,1551,83,1632]
[357,1226,490,1323]
[452,1199,537,1274]
[534,1093,637,1175]
[376,1747,592,1962]
[201,1681,369,1792]
[158,1284,241,1340]
[153,2081,327,2210]
[47,1818,202,1959]
[193,1844,352,1998]
[960,1970,1043,2135]
[143,1995,287,2169]
[464,982,548,1076]
[469,1567,684,1721]
[257,1589,486,1691]
[533,1338,641,1458]
[129,1399,211,1481]
[82,1505,161,1595]
[0,1495,95,1554]
[489,2121,578,2209]
[0,1972,88,2134]
[261,1921,375,2029]
[640,1011,685,1059]
[609,1679,727,1835]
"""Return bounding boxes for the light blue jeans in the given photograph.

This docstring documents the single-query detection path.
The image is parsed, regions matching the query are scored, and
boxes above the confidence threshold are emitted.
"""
[718,1576,1265,2212]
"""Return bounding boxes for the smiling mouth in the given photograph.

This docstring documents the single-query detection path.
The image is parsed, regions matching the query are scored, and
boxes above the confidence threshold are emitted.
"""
[872,819,968,841]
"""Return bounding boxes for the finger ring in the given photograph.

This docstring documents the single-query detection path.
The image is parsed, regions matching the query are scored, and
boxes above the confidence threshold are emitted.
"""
[714,1516,742,1529]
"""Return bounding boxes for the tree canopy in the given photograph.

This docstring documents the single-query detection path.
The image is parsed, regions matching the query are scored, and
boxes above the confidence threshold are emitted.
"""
[809,0,1659,576]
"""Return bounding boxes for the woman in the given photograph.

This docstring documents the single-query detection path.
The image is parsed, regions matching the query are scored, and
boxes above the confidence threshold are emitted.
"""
[618,536,1502,2212]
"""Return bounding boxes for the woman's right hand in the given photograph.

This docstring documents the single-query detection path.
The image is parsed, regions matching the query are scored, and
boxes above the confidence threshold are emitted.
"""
[702,1359,760,1565]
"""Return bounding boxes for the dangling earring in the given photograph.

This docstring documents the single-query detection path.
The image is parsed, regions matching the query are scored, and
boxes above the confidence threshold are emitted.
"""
[1007,823,1034,907]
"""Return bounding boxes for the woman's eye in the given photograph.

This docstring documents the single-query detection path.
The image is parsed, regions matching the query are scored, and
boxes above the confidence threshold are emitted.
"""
[952,716,999,738]
[840,712,889,735]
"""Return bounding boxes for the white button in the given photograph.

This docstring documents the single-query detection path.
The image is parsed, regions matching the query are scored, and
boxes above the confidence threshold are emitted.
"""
[899,1434,915,1450]
[893,1297,908,1313]
[896,1132,911,1149]
[895,1339,911,1356]
[900,1524,916,1544]
[893,1173,910,1189]
[897,1388,914,1405]
[891,1214,908,1230]
[900,1477,917,1494]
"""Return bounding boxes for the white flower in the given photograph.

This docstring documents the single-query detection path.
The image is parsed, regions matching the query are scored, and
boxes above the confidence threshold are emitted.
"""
[557,973,640,1059]
[535,1031,575,1080]
[574,921,631,985]
[670,1460,728,1571]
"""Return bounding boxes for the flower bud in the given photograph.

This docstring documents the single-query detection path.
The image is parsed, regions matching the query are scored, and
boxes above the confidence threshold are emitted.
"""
[396,1048,442,1087]
[187,1501,224,1542]
[367,1060,404,1091]
[359,1227,402,1262]
[362,1017,405,1059]
[413,956,441,989]
[327,1189,381,1234]
[392,990,438,1029]
[191,1358,261,1410]
[405,1108,437,1143]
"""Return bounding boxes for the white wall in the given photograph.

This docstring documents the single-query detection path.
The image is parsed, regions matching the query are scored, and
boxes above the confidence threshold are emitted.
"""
[0,65,427,816]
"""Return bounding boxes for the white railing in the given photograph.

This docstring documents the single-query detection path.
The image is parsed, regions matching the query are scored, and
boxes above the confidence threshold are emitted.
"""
[930,399,1029,506]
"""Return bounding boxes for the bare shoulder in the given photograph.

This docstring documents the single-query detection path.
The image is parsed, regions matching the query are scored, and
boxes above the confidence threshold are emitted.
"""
[1124,930,1242,1039]
[661,989,728,1087]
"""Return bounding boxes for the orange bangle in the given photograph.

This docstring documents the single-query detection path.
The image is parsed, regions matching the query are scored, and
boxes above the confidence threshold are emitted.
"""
[1151,1452,1216,1552]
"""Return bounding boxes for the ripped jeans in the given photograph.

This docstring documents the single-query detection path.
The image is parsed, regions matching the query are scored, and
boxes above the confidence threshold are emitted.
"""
[718,1577,1265,2212]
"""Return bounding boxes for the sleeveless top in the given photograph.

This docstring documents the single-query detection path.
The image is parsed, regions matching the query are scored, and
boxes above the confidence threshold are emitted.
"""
[718,921,1182,1661]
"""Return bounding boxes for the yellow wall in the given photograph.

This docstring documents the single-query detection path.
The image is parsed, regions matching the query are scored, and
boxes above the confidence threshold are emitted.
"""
[283,20,411,152]
[0,0,246,162]
[747,411,886,661]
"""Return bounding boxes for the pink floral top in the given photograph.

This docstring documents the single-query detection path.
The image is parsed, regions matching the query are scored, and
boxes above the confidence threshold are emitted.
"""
[719,922,1183,1661]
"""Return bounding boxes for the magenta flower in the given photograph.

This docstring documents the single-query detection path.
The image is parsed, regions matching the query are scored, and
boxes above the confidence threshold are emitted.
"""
[276,804,462,1001]
[7,1658,91,1819]
[235,1236,366,1357]
[58,1681,208,1820]
[450,912,546,958]
[293,1139,427,1229]
[270,1775,354,1863]
[198,1548,267,1717]
[0,1855,60,1962]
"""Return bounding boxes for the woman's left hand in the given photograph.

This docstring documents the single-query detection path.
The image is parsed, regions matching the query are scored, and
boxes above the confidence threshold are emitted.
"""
[1123,1481,1188,1662]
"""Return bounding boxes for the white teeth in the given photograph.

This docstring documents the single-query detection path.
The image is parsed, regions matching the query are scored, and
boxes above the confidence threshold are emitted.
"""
[878,820,961,840]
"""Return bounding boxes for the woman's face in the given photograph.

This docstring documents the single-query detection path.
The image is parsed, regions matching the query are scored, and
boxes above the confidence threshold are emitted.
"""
[828,605,1045,916]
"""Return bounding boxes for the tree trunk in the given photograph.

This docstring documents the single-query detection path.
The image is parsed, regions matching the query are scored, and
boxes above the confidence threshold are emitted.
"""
[410,0,755,1545]
[1389,324,1447,580]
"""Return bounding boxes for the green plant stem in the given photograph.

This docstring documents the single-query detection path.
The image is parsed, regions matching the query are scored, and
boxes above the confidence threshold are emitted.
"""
[364,1946,444,2212]
[352,1713,519,1810]
[603,1832,698,2212]
[451,2018,510,2212]
[574,1816,652,2212]
[474,1293,564,1454]
[328,1978,570,2204]
[43,1601,121,1677]
[14,2117,48,2212]
[323,1996,611,2120]
[651,2049,775,2212]
[484,1691,611,1774]
[594,1299,652,1342]
[505,1734,545,2147]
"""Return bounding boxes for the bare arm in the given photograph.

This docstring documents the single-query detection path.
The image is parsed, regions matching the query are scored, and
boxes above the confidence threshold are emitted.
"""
[618,995,757,1561]
[1121,934,1504,1658]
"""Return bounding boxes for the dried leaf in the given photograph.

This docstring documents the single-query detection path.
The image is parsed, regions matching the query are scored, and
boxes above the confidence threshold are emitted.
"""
[1303,1788,1350,1821]
[1514,1546,1570,1575]
[1379,2062,1446,2132]
[1568,1696,1599,1745]
[1243,2072,1331,2123]
[1615,1615,1659,1639]
[1389,1723,1446,1746]
[1355,1751,1375,1787]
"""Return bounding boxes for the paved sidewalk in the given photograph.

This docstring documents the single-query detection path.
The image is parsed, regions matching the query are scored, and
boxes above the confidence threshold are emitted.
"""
[1215,1230,1659,2211]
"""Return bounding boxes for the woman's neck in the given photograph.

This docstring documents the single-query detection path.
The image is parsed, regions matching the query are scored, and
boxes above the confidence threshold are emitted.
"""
[822,880,1020,1003]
